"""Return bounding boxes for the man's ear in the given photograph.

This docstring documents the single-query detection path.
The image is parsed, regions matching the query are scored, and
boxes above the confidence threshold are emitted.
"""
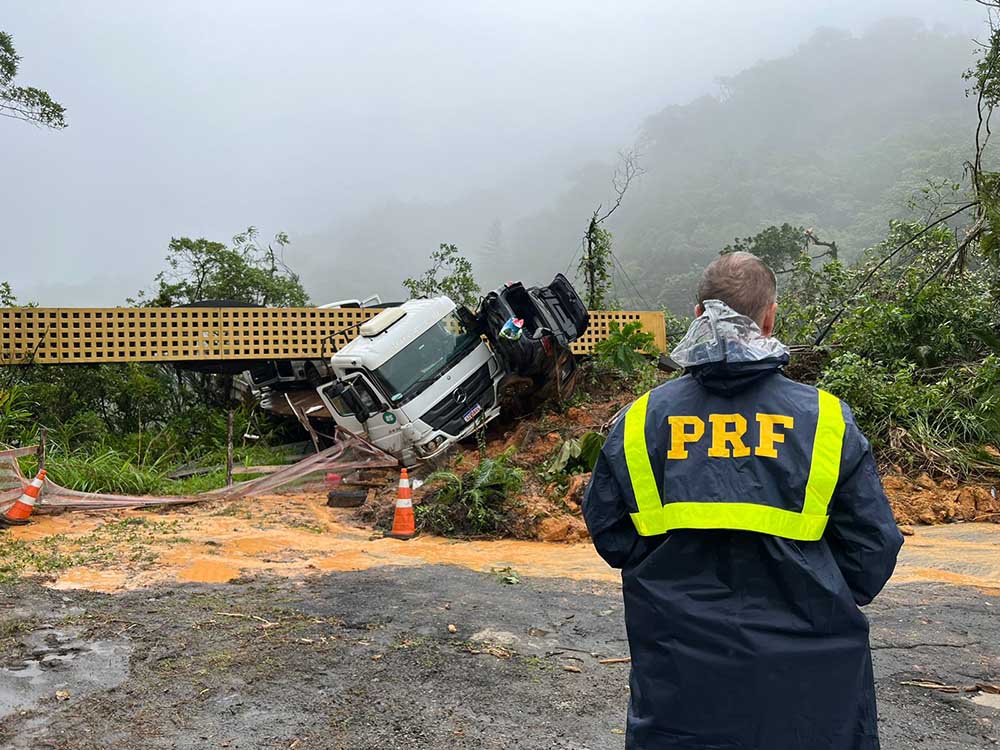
[694,303,704,317]
[760,303,778,336]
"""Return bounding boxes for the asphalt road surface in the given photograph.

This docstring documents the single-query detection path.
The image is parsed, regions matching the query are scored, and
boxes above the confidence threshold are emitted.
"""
[0,559,997,749]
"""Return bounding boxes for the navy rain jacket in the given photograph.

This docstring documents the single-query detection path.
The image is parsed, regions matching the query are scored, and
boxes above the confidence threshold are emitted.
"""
[583,354,903,750]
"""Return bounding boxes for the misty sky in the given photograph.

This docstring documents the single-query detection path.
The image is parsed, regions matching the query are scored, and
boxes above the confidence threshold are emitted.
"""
[2,0,985,305]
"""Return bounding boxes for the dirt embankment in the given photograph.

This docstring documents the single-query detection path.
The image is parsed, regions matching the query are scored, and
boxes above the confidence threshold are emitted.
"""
[883,473,1000,528]
[356,388,635,544]
[357,393,1000,543]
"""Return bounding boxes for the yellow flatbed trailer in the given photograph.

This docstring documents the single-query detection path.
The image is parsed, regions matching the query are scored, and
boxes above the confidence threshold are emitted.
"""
[0,307,666,366]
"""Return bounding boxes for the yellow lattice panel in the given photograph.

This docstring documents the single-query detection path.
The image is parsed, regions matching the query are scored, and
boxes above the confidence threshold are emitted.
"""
[572,311,667,355]
[0,308,61,364]
[1,307,665,365]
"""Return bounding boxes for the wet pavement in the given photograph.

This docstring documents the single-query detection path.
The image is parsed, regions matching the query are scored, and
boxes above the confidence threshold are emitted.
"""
[0,566,997,749]
[0,509,997,748]
[0,626,129,720]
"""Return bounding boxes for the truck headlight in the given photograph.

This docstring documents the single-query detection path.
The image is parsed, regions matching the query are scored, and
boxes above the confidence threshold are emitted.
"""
[420,435,447,455]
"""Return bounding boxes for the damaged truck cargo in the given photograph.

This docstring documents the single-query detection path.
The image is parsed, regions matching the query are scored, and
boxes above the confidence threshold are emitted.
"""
[249,275,589,465]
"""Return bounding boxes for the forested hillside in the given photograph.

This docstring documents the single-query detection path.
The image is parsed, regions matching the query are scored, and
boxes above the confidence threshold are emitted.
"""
[295,19,978,312]
[610,19,978,311]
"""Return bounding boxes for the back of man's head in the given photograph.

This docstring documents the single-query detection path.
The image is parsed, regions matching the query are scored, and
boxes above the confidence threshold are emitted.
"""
[697,251,777,325]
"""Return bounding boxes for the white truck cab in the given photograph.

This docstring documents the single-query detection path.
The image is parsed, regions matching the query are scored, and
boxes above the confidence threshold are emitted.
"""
[316,297,503,465]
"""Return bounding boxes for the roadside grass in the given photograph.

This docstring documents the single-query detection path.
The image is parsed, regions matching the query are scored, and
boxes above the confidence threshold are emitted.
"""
[0,517,186,583]
[16,444,289,498]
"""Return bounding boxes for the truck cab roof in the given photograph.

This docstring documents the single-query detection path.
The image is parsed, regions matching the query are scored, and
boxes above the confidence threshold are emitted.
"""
[331,296,456,372]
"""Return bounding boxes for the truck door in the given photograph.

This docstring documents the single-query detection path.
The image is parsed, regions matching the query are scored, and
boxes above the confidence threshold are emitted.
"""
[534,273,590,341]
[316,373,386,437]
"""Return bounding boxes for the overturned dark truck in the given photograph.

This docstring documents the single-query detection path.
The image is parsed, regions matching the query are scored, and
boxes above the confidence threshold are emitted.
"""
[247,275,589,465]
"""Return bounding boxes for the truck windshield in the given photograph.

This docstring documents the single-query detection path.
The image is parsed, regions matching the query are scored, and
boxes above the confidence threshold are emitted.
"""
[373,311,480,403]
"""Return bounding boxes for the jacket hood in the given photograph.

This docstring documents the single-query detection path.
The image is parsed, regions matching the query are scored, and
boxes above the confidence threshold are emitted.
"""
[670,300,789,394]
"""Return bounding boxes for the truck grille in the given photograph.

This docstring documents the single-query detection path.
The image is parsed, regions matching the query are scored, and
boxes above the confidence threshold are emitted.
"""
[421,363,495,436]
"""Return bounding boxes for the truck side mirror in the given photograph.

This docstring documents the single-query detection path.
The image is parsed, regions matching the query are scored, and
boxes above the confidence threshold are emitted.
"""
[456,305,483,335]
[353,402,372,424]
[326,380,370,422]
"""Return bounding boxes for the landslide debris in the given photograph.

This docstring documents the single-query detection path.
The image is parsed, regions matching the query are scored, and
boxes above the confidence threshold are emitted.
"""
[357,367,1000,543]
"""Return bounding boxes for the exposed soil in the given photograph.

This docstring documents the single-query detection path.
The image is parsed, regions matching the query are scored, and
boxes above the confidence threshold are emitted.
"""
[882,473,1000,527]
[357,396,1000,544]
[358,385,634,543]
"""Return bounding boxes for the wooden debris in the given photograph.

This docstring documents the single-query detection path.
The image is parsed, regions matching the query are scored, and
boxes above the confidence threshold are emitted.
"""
[899,679,1000,694]
[598,657,631,665]
[215,611,279,628]
[899,680,962,692]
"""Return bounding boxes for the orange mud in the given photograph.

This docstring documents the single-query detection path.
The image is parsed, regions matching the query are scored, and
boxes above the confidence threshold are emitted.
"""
[6,490,998,595]
[890,523,1000,594]
[9,491,618,592]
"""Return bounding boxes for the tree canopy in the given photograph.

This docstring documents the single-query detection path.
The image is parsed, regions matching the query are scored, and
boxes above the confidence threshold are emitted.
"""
[403,243,481,308]
[142,227,309,307]
[0,31,66,129]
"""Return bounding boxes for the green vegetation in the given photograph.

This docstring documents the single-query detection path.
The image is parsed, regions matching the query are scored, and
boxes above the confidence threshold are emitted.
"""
[1,227,309,495]
[0,30,66,129]
[403,243,481,308]
[417,449,524,537]
[0,517,185,582]
[592,321,659,391]
[136,226,308,307]
[751,216,1000,475]
[546,431,606,479]
[594,321,656,373]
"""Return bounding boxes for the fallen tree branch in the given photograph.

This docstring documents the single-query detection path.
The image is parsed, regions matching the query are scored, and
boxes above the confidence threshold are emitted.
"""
[814,202,979,346]
[912,215,987,297]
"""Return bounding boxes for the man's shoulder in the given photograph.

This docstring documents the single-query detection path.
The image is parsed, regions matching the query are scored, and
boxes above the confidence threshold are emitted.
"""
[646,372,853,414]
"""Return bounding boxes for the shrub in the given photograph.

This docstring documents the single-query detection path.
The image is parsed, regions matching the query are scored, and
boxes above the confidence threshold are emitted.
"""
[594,321,656,372]
[592,321,659,393]
[417,450,524,537]
[0,386,33,445]
[546,431,606,478]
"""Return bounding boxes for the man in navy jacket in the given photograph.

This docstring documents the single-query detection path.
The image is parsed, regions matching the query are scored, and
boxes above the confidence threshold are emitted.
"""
[583,251,902,749]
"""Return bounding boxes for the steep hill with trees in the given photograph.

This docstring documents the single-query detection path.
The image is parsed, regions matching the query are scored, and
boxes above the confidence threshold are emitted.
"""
[294,19,979,313]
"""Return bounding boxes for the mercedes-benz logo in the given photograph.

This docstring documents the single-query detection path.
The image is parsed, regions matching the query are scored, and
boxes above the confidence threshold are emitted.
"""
[454,389,467,405]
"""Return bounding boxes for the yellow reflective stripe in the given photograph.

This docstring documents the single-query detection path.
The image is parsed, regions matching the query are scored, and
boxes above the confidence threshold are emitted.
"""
[623,388,844,541]
[802,389,845,517]
[630,502,828,541]
[623,391,662,517]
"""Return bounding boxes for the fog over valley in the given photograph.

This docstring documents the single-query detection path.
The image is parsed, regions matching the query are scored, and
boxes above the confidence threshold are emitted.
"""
[1,1,985,309]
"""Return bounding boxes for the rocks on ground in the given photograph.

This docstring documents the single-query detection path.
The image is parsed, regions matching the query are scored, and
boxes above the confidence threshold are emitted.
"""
[882,473,1000,526]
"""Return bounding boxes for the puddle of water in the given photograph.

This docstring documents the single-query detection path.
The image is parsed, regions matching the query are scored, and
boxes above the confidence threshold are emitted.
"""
[971,692,1000,710]
[0,627,130,719]
[892,524,1000,595]
[176,559,242,584]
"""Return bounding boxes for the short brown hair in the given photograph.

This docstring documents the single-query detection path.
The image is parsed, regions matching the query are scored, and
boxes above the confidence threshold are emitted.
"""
[697,251,777,323]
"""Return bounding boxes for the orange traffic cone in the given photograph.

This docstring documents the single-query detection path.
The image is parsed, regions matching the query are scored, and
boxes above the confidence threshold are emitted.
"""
[388,467,415,540]
[1,469,46,526]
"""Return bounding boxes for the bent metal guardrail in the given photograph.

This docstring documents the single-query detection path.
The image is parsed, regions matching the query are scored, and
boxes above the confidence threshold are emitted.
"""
[0,307,667,366]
